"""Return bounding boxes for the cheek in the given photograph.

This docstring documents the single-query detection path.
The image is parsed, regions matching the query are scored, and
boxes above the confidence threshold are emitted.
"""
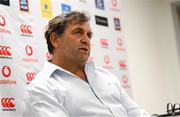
[62,38,80,52]
[68,42,78,52]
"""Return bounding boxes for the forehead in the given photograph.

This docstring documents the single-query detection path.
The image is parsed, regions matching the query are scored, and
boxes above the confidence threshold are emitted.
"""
[66,21,91,31]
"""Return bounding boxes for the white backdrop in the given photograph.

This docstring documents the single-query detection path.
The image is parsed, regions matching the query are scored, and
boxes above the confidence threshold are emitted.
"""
[0,0,131,116]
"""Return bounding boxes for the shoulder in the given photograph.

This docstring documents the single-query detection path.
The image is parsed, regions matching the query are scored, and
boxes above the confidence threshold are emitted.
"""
[26,70,56,94]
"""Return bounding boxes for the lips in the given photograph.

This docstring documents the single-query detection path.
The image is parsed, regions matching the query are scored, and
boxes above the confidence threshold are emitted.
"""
[79,47,89,52]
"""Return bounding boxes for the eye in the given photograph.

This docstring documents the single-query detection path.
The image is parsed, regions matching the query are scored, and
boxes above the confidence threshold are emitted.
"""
[73,29,83,36]
[87,32,92,39]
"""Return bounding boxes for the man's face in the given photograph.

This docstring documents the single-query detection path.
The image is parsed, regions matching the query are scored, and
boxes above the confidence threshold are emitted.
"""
[57,21,92,64]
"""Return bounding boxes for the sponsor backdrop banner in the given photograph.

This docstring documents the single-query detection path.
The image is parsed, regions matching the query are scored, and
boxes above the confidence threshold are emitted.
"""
[0,0,132,116]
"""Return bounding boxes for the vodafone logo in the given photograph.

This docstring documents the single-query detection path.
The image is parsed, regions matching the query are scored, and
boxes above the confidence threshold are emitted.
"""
[26,72,37,81]
[0,66,16,84]
[0,46,12,56]
[23,45,38,63]
[104,55,110,64]
[20,24,32,34]
[103,55,113,69]
[100,39,109,47]
[1,66,11,78]
[110,0,120,11]
[25,45,33,56]
[122,75,128,84]
[0,15,11,34]
[117,38,123,46]
[1,98,15,108]
[111,0,117,7]
[0,15,6,27]
[116,38,125,51]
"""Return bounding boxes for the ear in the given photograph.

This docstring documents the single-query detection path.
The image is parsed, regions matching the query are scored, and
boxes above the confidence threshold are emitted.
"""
[50,32,60,48]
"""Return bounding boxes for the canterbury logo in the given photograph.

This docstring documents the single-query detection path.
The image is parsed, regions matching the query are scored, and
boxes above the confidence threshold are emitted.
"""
[0,15,6,27]
[1,98,15,108]
[26,72,37,81]
[100,39,108,46]
[0,46,11,56]
[2,66,11,78]
[119,60,126,69]
[20,24,32,34]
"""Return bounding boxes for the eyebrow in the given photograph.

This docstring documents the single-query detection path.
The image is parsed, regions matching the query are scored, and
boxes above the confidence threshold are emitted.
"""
[73,27,92,34]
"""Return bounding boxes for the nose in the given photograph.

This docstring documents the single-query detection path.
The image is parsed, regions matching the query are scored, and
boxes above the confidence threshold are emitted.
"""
[80,34,90,45]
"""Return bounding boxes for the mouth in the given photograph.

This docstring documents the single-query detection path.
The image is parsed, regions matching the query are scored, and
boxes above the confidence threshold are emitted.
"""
[78,47,89,52]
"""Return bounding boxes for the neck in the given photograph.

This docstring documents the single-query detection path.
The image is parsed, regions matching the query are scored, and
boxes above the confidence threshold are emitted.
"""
[51,56,87,81]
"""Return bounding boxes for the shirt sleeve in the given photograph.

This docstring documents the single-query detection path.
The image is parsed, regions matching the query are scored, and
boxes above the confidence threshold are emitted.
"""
[118,83,150,117]
[23,83,70,117]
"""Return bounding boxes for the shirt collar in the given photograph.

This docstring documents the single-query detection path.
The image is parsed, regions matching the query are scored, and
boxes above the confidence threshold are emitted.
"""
[43,60,61,78]
[43,60,95,78]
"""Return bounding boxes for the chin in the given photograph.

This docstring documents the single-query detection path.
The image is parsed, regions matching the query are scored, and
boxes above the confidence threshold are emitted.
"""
[80,57,89,63]
[82,59,88,63]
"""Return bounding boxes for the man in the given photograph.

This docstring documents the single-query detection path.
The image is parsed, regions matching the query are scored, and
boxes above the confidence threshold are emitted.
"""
[23,11,150,117]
